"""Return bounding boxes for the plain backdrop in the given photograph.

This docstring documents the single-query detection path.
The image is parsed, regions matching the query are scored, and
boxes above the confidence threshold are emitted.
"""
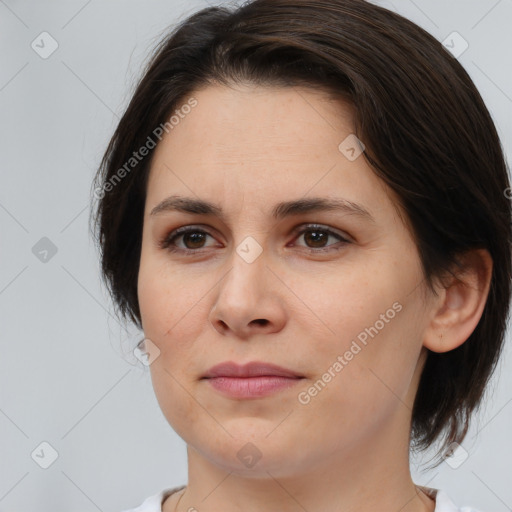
[0,0,511,511]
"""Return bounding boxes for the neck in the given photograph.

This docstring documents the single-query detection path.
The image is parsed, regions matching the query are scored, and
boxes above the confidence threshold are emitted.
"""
[173,408,435,512]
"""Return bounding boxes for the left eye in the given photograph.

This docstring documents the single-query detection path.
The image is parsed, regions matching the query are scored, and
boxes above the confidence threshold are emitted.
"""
[292,225,350,250]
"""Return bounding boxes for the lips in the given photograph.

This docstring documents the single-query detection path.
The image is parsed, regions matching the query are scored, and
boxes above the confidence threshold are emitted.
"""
[201,361,305,399]
[202,361,303,379]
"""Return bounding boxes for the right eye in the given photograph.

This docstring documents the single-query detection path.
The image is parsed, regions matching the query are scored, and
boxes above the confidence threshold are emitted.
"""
[159,226,220,254]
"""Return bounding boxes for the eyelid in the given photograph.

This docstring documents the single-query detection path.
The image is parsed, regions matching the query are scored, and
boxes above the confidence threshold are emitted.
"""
[290,223,352,244]
[159,224,220,251]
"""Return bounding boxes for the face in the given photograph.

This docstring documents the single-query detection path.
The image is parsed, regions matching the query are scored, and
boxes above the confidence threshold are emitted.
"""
[137,83,435,477]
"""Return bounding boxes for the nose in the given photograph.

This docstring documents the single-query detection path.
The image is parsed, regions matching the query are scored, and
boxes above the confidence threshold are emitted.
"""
[208,252,287,339]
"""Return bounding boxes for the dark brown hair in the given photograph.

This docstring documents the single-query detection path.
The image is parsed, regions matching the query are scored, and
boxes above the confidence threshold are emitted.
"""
[90,0,512,465]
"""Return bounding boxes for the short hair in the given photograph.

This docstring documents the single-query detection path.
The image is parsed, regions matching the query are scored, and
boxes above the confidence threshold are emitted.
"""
[90,0,512,464]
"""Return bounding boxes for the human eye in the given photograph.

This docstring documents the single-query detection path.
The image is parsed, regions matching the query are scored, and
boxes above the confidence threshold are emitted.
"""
[290,223,351,253]
[157,223,351,256]
[159,225,221,255]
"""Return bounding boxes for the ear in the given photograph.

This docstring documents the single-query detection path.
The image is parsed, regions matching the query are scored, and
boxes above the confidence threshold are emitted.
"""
[423,249,493,353]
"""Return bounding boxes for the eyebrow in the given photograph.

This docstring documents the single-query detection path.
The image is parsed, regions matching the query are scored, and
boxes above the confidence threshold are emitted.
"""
[150,195,375,223]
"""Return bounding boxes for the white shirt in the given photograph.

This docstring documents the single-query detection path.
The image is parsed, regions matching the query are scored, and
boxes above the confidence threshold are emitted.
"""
[120,485,482,512]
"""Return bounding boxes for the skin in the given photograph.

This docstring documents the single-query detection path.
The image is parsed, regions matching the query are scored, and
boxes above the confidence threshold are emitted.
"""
[137,83,492,512]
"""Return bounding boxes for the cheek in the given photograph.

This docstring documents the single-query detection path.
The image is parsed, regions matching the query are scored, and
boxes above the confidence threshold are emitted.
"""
[293,306,423,452]
[138,253,209,341]
[285,258,399,352]
[288,257,425,403]
[149,360,203,439]
[138,258,211,438]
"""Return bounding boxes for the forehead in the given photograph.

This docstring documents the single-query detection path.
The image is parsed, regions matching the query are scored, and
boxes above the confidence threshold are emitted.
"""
[155,83,354,160]
[145,84,397,220]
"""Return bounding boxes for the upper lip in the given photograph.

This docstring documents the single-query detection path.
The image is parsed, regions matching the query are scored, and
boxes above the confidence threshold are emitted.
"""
[202,361,303,379]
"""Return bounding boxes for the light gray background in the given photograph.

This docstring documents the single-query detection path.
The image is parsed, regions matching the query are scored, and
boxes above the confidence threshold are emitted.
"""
[0,1,511,511]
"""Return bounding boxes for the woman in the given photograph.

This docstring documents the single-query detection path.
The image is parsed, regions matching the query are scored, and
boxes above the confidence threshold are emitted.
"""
[91,1,511,511]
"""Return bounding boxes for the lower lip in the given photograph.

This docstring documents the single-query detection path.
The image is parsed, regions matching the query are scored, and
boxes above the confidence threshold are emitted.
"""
[204,376,303,398]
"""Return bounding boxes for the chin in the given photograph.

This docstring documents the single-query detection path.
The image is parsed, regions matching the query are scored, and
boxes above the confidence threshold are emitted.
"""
[195,425,309,476]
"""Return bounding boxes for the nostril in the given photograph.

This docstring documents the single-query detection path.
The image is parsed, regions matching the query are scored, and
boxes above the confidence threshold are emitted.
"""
[252,319,269,326]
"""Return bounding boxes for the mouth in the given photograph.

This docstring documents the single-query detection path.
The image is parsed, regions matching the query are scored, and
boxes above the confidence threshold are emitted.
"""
[201,361,305,399]
[201,360,304,379]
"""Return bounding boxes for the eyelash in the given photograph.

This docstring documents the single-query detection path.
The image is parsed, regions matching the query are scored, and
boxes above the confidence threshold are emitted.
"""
[159,224,351,255]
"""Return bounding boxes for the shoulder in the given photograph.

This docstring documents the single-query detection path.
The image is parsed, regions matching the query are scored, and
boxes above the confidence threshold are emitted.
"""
[419,486,484,512]
[119,485,186,512]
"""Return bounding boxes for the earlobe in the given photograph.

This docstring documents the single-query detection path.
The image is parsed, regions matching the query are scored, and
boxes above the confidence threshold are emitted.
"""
[423,249,493,354]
